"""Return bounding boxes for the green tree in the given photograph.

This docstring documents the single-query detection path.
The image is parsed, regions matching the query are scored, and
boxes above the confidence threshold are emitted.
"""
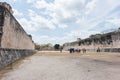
[35,43,41,50]
[54,44,60,50]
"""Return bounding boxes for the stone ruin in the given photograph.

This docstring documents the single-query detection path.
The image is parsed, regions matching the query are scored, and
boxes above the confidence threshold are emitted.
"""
[0,2,36,69]
[63,29,120,52]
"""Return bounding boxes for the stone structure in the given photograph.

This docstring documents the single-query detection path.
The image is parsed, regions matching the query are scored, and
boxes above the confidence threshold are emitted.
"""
[63,29,120,52]
[0,2,34,49]
[0,48,35,68]
[0,2,35,69]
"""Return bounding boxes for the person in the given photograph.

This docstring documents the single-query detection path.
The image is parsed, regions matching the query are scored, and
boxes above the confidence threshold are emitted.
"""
[76,49,79,53]
[69,48,72,53]
[85,49,86,53]
[60,48,62,53]
[69,48,74,53]
[97,47,100,52]
[78,49,81,53]
[82,48,86,53]
[84,48,86,53]
[72,48,75,53]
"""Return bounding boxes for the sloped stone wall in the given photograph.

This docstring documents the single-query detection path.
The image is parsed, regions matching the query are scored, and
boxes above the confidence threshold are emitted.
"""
[0,48,36,69]
[0,4,34,49]
[0,2,36,69]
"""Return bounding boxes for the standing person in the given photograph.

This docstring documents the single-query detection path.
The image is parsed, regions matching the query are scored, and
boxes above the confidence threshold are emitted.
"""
[97,47,100,52]
[76,49,79,53]
[60,46,63,53]
[84,48,86,53]
[82,48,86,53]
[60,48,62,53]
[78,49,81,53]
[82,48,84,53]
[69,48,72,53]
[69,48,74,53]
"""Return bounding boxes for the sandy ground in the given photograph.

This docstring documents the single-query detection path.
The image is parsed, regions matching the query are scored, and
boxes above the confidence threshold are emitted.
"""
[0,51,120,80]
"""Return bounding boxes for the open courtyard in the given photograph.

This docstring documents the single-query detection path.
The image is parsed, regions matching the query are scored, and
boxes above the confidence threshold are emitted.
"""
[0,51,120,80]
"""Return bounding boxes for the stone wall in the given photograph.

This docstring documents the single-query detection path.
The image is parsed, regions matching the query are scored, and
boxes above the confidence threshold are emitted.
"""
[0,48,36,69]
[0,2,36,69]
[63,30,120,52]
[0,3,34,49]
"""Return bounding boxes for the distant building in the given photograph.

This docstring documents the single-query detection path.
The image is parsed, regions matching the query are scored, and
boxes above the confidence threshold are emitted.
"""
[63,29,120,52]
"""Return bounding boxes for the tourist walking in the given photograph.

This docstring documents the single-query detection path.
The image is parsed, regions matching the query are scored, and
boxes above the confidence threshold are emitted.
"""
[82,48,86,53]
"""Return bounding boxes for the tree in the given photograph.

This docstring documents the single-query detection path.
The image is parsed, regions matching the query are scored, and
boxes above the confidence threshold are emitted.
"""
[35,43,41,50]
[89,34,101,38]
[54,44,60,50]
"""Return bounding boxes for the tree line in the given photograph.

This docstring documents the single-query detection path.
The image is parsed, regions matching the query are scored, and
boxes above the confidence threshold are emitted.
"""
[35,43,63,51]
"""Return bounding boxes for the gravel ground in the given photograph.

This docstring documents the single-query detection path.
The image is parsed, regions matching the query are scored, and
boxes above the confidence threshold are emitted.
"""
[1,52,120,80]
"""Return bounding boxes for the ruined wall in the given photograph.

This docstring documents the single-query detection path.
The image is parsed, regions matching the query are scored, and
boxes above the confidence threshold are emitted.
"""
[0,3,34,49]
[63,30,120,52]
[111,32,120,48]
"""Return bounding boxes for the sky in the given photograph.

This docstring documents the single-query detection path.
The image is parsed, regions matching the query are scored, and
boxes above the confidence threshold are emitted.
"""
[1,0,120,45]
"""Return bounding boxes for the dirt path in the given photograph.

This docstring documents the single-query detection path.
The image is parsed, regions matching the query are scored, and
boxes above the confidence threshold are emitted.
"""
[1,51,120,80]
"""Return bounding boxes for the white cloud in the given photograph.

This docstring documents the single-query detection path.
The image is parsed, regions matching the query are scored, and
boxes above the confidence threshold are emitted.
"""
[18,18,36,32]
[13,0,17,2]
[17,9,56,33]
[13,9,23,17]
[28,0,120,30]
[58,24,68,29]
[107,18,120,27]
[27,0,36,3]
[33,0,49,9]
[48,0,85,27]
[25,0,83,30]
[85,0,98,14]
[27,0,87,29]
[28,9,56,30]
[19,0,120,44]
[33,35,70,45]
[33,29,99,45]
[66,30,99,39]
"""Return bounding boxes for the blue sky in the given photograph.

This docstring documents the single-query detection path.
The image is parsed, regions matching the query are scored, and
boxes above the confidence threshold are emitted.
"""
[1,0,120,45]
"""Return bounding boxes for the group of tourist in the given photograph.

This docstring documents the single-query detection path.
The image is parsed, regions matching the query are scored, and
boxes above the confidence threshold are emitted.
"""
[69,48,86,53]
[67,47,101,53]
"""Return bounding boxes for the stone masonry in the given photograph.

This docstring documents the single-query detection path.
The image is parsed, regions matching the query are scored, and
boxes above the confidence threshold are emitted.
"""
[63,29,120,52]
[0,2,34,49]
[0,2,36,69]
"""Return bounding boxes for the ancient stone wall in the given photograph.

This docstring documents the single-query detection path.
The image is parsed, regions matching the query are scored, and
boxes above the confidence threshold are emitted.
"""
[0,3,34,49]
[0,2,36,69]
[63,30,120,52]
[0,48,36,69]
